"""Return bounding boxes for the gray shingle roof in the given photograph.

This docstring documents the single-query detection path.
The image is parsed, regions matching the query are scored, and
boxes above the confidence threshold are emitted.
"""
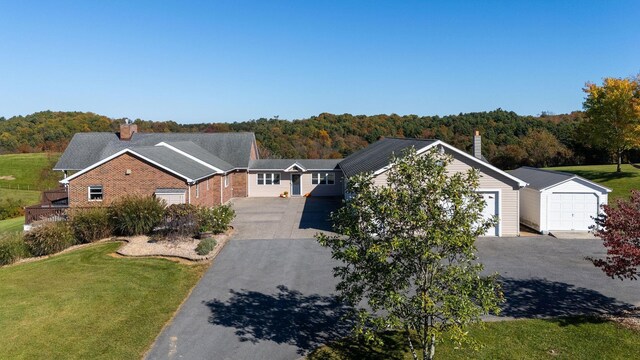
[161,141,234,171]
[131,146,217,181]
[54,132,256,170]
[249,159,342,171]
[338,138,438,177]
[509,166,611,192]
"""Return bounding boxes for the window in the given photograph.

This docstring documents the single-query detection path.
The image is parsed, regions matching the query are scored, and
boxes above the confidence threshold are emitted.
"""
[224,174,229,188]
[257,173,280,185]
[206,179,209,190]
[312,172,335,185]
[196,183,200,198]
[88,186,103,201]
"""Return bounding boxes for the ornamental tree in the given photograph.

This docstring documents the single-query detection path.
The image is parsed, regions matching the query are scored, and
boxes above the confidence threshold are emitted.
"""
[580,77,640,172]
[589,190,640,280]
[317,147,502,360]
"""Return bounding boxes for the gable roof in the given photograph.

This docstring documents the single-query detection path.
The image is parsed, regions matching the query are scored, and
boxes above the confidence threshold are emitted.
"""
[339,137,527,187]
[156,141,234,172]
[61,146,219,184]
[509,166,612,192]
[249,159,342,171]
[339,138,438,178]
[54,132,256,171]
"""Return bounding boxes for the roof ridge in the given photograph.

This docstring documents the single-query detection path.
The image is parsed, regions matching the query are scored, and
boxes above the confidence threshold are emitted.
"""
[518,166,575,178]
[383,137,439,141]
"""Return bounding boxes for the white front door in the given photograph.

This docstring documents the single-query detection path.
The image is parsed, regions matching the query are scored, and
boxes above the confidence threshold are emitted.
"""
[548,193,598,231]
[478,191,499,236]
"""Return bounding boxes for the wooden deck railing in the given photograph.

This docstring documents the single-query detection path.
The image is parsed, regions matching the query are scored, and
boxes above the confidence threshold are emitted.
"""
[24,205,68,225]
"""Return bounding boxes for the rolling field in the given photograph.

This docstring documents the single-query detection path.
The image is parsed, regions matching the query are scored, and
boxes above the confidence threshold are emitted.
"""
[546,164,640,203]
[0,152,61,191]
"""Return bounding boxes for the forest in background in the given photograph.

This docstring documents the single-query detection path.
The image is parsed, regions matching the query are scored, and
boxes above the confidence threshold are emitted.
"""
[0,109,630,170]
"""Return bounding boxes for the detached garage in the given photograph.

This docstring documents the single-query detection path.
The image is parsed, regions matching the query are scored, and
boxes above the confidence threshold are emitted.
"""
[510,167,611,233]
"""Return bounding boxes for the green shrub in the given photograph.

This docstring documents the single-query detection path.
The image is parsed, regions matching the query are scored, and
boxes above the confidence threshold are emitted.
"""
[0,232,29,265]
[195,237,217,255]
[164,204,200,239]
[198,204,235,234]
[69,207,112,243]
[109,195,165,236]
[0,198,25,220]
[24,221,75,256]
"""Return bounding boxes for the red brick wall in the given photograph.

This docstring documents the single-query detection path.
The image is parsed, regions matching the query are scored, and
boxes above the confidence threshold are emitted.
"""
[191,175,222,206]
[232,171,248,198]
[68,153,187,207]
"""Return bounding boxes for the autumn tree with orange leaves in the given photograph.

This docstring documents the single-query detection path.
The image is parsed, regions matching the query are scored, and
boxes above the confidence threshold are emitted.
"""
[580,76,640,172]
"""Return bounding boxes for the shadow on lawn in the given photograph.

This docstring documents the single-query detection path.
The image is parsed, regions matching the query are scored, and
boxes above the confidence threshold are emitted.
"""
[562,169,636,183]
[500,277,635,320]
[204,285,353,354]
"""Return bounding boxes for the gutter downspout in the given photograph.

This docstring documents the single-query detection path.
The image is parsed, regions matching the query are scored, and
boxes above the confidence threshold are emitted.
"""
[220,174,223,205]
[188,182,192,204]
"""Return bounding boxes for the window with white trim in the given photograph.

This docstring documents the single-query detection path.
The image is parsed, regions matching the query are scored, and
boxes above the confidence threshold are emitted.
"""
[206,179,209,190]
[88,186,103,201]
[312,172,335,185]
[196,183,200,198]
[257,173,280,185]
[225,174,230,188]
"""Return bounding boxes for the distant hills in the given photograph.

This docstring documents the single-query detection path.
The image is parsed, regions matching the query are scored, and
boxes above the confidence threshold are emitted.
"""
[0,109,619,169]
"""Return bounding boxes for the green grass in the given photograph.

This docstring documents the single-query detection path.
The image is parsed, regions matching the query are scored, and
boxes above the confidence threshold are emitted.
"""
[0,242,206,359]
[0,152,61,191]
[0,188,41,204]
[546,164,640,202]
[0,216,25,234]
[309,317,640,359]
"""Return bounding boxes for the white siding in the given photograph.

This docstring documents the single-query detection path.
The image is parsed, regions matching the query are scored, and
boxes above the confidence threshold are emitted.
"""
[538,178,608,232]
[248,171,344,197]
[519,187,541,231]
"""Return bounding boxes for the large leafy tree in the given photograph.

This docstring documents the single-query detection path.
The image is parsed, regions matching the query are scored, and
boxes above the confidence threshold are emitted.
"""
[581,77,640,172]
[317,147,502,360]
[589,190,640,280]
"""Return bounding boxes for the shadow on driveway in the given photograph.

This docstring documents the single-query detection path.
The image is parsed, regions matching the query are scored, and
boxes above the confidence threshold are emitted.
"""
[204,285,354,355]
[500,276,635,318]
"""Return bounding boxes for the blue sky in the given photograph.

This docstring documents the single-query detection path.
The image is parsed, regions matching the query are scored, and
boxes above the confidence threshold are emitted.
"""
[0,1,638,123]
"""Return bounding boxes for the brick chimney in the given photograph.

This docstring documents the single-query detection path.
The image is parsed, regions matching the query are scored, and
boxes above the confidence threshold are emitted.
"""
[120,119,137,141]
[473,130,482,159]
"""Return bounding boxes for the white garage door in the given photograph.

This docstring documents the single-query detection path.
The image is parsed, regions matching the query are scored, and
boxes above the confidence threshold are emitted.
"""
[155,193,186,206]
[548,193,598,231]
[478,191,499,236]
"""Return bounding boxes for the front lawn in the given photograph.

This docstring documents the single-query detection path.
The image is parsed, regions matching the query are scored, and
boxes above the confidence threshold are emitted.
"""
[0,242,206,359]
[546,164,640,202]
[309,317,640,359]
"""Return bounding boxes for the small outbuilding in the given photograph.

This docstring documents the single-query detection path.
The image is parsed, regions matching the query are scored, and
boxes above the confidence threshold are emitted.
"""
[510,167,611,233]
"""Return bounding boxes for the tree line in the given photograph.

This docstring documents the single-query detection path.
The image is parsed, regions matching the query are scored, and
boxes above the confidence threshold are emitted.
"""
[0,107,634,170]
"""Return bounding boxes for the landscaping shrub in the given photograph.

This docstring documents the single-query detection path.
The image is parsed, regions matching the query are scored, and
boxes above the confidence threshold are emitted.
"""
[198,204,235,234]
[164,204,200,239]
[195,237,217,255]
[109,195,165,236]
[0,232,29,265]
[24,221,75,256]
[69,207,112,243]
[0,198,25,220]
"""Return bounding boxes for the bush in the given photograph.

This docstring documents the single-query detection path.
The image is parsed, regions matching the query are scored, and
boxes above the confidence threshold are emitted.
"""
[195,237,217,256]
[164,204,200,239]
[198,204,235,234]
[0,232,29,265]
[24,221,75,256]
[109,195,165,236]
[0,198,25,220]
[69,207,112,243]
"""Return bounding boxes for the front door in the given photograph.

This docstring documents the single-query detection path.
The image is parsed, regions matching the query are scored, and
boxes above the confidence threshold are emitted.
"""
[291,174,301,196]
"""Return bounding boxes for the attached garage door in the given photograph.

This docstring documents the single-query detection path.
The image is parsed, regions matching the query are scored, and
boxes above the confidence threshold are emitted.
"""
[155,192,186,206]
[548,193,598,231]
[478,191,499,236]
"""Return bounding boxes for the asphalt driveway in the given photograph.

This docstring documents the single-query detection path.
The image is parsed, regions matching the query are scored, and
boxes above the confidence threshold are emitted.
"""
[147,197,640,360]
